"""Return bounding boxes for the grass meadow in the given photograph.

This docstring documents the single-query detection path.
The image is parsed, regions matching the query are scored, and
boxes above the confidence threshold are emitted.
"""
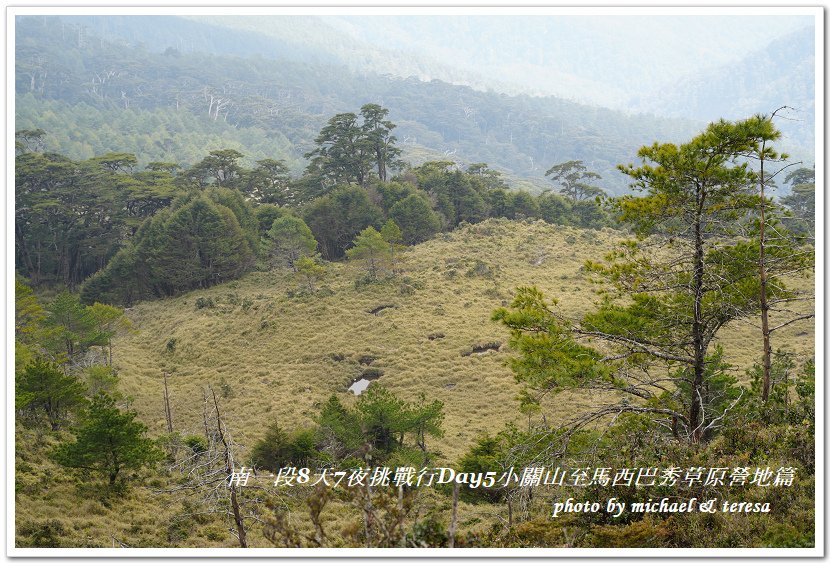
[16,218,815,547]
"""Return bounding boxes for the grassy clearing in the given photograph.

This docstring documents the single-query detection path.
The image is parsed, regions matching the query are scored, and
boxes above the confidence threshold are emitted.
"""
[114,220,613,461]
[114,218,814,458]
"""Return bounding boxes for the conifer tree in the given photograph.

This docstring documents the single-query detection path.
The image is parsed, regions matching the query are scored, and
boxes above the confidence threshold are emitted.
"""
[544,160,603,201]
[496,117,802,443]
[17,358,87,429]
[304,113,373,188]
[265,216,318,272]
[347,226,390,282]
[380,219,404,274]
[45,292,103,364]
[389,193,441,245]
[360,103,402,182]
[295,255,326,293]
[52,394,162,486]
[302,185,383,260]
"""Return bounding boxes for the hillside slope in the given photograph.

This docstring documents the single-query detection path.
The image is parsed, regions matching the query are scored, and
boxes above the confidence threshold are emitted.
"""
[112,219,815,461]
[16,219,815,548]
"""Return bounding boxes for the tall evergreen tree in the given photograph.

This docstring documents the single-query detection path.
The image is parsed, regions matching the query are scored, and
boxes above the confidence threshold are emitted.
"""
[15,150,129,287]
[737,113,814,403]
[360,104,402,182]
[496,117,798,444]
[190,149,245,188]
[304,113,373,188]
[544,160,604,201]
[243,158,294,205]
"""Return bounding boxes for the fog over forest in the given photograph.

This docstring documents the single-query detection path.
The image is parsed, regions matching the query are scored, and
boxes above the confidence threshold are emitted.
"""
[24,13,817,192]
[313,15,813,109]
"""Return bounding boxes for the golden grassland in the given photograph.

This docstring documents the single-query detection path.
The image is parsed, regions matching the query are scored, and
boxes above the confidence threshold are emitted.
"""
[114,219,814,457]
[115,220,619,460]
[15,218,815,548]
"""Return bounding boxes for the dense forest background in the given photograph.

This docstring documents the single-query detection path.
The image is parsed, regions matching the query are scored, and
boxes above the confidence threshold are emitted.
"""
[15,15,815,195]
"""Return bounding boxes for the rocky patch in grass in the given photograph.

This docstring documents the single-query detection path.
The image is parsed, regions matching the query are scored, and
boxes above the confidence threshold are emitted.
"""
[368,304,396,315]
[461,341,503,356]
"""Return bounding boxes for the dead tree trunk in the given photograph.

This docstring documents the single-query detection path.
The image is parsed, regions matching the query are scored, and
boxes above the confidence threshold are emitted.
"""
[202,388,211,444]
[212,389,247,548]
[163,372,173,434]
[397,486,406,547]
[448,482,459,548]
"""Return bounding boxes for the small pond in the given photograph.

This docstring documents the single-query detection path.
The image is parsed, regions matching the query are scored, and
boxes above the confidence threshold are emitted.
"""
[348,378,372,395]
[348,369,384,396]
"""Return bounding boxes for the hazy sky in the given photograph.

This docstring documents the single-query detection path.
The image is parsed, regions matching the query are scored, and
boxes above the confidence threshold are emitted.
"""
[323,14,814,107]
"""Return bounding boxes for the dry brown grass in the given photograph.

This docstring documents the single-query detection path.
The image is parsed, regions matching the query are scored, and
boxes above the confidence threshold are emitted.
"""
[113,218,814,458]
[17,218,815,547]
[114,220,614,461]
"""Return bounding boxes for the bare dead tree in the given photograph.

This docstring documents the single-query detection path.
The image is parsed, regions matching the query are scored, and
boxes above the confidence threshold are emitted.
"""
[448,482,459,548]
[162,372,173,434]
[211,389,247,547]
[153,385,286,548]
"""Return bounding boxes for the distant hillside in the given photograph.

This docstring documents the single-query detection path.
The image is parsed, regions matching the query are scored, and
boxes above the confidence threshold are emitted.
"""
[16,15,705,195]
[631,26,815,162]
[59,13,814,114]
[319,15,811,107]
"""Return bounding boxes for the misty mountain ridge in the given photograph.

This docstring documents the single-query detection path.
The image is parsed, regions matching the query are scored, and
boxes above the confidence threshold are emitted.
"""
[316,15,812,109]
[16,14,815,193]
[630,26,814,158]
[57,14,814,117]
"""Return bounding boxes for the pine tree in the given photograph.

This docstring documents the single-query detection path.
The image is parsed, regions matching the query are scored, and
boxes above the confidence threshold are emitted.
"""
[86,302,130,366]
[496,117,798,444]
[346,227,391,282]
[52,394,163,486]
[17,358,87,429]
